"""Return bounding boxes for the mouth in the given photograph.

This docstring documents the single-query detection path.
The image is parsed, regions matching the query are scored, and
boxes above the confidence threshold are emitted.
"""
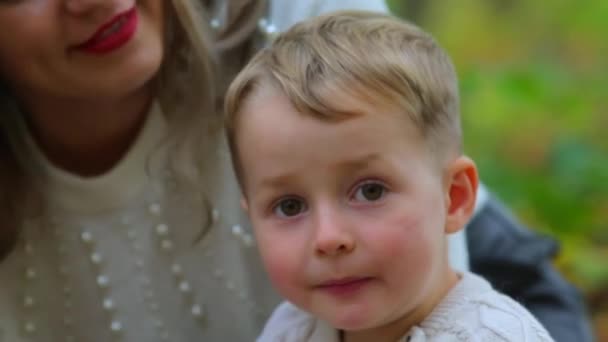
[75,7,138,54]
[315,277,374,296]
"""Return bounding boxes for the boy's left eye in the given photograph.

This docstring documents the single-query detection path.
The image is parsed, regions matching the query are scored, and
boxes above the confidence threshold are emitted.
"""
[353,182,386,202]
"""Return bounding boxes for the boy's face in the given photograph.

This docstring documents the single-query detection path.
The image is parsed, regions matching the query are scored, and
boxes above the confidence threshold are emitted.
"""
[237,88,472,333]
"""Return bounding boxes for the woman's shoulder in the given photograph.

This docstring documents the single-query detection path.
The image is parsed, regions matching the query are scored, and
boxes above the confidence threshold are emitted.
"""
[268,0,389,32]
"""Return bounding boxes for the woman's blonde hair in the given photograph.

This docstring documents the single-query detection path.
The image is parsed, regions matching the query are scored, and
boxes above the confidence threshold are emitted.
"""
[225,10,462,185]
[0,0,268,260]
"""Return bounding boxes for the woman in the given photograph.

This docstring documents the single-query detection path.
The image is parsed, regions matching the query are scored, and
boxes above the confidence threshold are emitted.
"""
[0,0,593,341]
[0,0,390,341]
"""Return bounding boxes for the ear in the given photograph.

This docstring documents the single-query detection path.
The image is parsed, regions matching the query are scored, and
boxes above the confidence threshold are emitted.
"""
[240,197,249,212]
[443,156,478,234]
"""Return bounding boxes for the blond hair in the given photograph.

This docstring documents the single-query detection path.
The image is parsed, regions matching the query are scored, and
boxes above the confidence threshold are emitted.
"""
[0,0,267,260]
[225,10,462,184]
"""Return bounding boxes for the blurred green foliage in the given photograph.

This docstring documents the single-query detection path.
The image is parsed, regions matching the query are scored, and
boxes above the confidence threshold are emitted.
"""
[387,0,608,308]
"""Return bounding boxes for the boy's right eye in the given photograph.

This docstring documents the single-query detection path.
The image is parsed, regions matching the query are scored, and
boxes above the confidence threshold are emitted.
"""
[273,198,307,218]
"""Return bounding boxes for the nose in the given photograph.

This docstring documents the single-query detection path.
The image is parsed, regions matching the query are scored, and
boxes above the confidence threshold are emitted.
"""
[313,207,356,257]
[63,0,116,16]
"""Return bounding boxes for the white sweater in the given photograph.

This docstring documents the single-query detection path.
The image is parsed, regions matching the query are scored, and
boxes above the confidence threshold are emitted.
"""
[257,272,554,342]
[0,2,395,341]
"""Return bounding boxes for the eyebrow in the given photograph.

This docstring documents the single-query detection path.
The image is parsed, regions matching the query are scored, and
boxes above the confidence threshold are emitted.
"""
[258,153,384,189]
[336,153,383,172]
[259,172,298,190]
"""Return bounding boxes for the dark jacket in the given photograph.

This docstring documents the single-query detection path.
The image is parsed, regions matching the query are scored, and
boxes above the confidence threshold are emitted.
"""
[467,194,595,342]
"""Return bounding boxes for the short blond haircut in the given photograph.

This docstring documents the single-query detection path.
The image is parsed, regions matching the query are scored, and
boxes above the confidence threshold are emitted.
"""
[225,10,462,183]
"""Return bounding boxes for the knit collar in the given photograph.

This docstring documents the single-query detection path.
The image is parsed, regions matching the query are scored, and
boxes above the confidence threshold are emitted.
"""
[25,102,167,215]
[309,273,491,342]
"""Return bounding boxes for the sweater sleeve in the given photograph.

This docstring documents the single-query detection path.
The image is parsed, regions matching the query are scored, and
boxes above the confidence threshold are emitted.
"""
[467,195,595,342]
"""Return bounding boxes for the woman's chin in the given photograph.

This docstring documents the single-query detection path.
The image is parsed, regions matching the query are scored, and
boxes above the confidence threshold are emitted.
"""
[75,56,161,101]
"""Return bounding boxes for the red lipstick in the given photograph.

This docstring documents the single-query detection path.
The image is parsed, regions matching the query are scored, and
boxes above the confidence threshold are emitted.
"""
[77,7,138,54]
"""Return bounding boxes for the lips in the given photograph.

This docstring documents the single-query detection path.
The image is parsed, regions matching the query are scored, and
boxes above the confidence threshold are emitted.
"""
[319,277,370,287]
[316,277,373,296]
[76,7,138,54]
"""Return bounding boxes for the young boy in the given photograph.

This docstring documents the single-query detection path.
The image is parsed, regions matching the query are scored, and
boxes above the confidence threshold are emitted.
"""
[224,10,554,342]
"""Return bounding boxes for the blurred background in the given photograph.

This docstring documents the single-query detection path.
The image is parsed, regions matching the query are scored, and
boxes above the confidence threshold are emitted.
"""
[386,0,607,339]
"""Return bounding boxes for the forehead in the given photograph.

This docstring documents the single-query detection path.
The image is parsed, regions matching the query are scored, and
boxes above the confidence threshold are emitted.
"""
[235,87,429,174]
[240,84,420,130]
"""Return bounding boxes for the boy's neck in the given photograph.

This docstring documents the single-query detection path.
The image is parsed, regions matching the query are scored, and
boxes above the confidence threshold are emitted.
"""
[341,269,460,342]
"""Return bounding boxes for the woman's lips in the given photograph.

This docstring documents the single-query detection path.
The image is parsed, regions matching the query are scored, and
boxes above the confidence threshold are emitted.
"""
[76,7,138,54]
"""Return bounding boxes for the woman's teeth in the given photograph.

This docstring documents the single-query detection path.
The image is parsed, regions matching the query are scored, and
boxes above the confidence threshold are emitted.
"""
[99,16,127,39]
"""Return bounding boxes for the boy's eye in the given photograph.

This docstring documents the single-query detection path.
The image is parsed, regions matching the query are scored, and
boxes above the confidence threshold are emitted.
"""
[353,183,386,202]
[273,198,306,217]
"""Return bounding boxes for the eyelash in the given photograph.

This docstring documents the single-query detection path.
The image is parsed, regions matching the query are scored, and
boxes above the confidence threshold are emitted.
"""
[271,196,307,219]
[269,179,389,218]
[349,180,389,203]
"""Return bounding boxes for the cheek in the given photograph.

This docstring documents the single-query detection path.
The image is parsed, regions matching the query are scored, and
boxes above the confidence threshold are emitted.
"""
[367,210,441,275]
[263,260,296,301]
[0,31,47,85]
[142,1,165,38]
[254,227,306,297]
[369,214,443,314]
[0,26,67,97]
[260,243,293,287]
[0,5,55,59]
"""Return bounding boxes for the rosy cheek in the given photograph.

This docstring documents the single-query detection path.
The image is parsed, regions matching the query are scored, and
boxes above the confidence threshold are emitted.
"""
[373,214,435,270]
[263,255,293,289]
[257,236,302,297]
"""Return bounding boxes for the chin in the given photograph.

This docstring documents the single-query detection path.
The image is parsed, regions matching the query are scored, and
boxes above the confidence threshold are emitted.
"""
[84,51,162,100]
[122,59,160,92]
[324,308,378,332]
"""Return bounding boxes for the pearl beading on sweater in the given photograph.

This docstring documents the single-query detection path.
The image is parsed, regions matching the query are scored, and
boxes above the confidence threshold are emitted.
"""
[18,201,259,342]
